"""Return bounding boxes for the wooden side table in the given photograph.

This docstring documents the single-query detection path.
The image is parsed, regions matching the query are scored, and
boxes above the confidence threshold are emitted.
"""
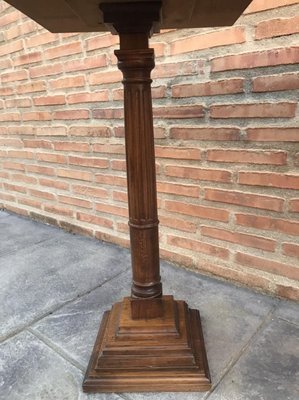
[6,0,252,392]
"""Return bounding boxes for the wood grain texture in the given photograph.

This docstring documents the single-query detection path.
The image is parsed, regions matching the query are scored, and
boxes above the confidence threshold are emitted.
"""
[83,296,211,392]
[5,0,252,32]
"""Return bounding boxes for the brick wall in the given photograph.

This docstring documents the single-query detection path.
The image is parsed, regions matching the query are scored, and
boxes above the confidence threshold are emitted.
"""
[0,0,298,300]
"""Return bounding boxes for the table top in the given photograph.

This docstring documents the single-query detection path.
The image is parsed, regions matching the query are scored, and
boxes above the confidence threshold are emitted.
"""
[6,0,252,33]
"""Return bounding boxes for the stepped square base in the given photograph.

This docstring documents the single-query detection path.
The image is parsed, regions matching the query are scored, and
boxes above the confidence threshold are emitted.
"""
[83,296,211,392]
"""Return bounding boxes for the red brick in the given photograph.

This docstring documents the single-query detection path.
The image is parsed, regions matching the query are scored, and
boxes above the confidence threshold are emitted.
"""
[152,61,197,79]
[7,150,33,159]
[53,110,89,120]
[92,144,125,154]
[95,173,126,187]
[0,39,23,57]
[23,139,52,149]
[72,184,108,199]
[95,231,130,249]
[49,76,85,90]
[153,127,166,139]
[0,113,20,122]
[252,73,299,92]
[76,211,113,229]
[236,213,299,236]
[210,102,297,118]
[255,15,299,40]
[60,223,93,237]
[39,178,69,191]
[116,222,129,233]
[26,164,55,176]
[168,235,229,260]
[159,215,196,233]
[239,171,299,190]
[34,95,66,106]
[89,70,122,85]
[58,195,92,209]
[3,182,26,194]
[111,160,126,171]
[5,20,36,41]
[282,242,299,259]
[160,248,193,268]
[275,285,299,302]
[154,105,204,119]
[68,126,111,137]
[60,222,93,238]
[44,204,73,218]
[0,58,12,70]
[196,259,275,294]
[68,155,109,169]
[0,10,21,27]
[13,52,42,66]
[57,168,93,181]
[207,149,287,165]
[26,32,58,48]
[246,128,299,142]
[155,146,200,160]
[86,34,119,51]
[29,63,63,78]
[53,141,89,152]
[29,189,56,201]
[151,42,166,57]
[289,199,299,212]
[1,69,28,83]
[36,152,67,164]
[17,81,46,94]
[0,138,23,147]
[0,192,16,202]
[44,41,82,60]
[92,108,123,119]
[235,252,299,281]
[165,200,229,222]
[0,87,14,96]
[11,174,37,185]
[212,47,299,72]
[6,98,32,108]
[201,226,276,252]
[170,127,241,141]
[157,182,200,198]
[112,190,127,203]
[205,188,284,212]
[245,0,299,14]
[18,197,42,210]
[64,55,107,72]
[31,127,67,137]
[2,161,25,171]
[95,202,128,217]
[67,91,109,104]
[165,165,232,183]
[172,78,244,98]
[170,27,245,55]
[23,112,52,121]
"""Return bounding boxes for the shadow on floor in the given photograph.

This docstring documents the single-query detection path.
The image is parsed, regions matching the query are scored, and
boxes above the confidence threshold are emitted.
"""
[0,211,298,400]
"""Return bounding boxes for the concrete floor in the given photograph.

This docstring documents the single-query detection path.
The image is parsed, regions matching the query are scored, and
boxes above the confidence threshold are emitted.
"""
[0,210,298,400]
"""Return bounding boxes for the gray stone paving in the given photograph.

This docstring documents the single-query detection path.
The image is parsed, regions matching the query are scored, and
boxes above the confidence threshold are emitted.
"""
[0,211,298,400]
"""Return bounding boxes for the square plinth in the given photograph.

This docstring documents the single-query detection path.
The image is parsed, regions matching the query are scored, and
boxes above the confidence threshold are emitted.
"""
[83,296,211,392]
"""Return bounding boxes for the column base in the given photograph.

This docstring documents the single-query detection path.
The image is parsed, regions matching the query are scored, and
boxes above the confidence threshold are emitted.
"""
[83,295,211,392]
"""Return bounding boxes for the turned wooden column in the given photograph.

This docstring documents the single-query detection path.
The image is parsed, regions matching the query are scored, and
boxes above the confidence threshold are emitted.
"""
[116,35,162,300]
[6,0,253,393]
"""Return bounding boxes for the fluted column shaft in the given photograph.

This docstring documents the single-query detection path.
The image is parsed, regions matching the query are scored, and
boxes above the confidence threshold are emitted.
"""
[115,43,162,299]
